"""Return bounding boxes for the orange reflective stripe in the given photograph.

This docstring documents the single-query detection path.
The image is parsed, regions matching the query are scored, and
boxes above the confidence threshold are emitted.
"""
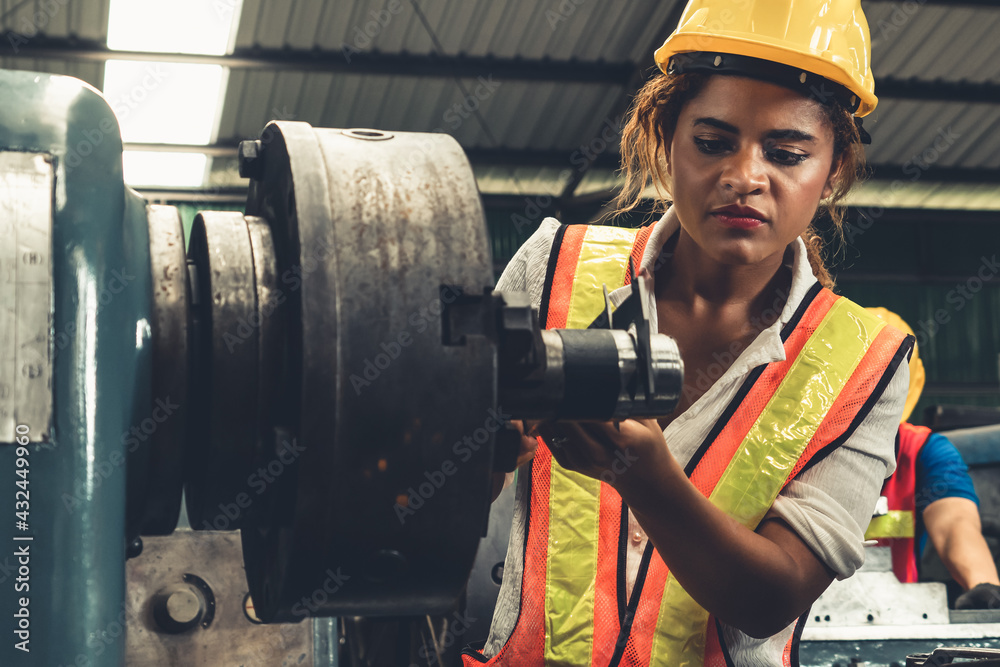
[621,554,667,665]
[624,290,908,666]
[689,288,838,498]
[478,224,648,667]
[468,447,553,666]
[592,484,623,667]
[788,324,909,480]
[625,225,654,286]
[524,446,553,662]
[876,422,929,583]
[545,224,652,328]
[783,627,794,667]
[703,618,728,667]
[545,226,588,329]
[621,288,838,666]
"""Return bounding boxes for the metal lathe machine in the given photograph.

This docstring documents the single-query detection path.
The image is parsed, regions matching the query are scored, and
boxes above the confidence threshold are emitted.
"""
[1,69,998,667]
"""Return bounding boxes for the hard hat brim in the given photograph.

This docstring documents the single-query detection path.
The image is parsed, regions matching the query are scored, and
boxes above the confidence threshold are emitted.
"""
[655,34,877,117]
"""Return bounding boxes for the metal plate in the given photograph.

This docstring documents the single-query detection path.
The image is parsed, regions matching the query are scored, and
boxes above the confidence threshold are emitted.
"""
[800,638,1000,667]
[126,531,315,666]
[0,151,52,444]
[809,548,951,628]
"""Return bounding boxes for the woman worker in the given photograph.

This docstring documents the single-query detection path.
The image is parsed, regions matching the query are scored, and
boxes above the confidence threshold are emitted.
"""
[464,1,915,665]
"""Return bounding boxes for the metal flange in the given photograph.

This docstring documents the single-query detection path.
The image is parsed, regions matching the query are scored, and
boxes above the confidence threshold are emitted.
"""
[238,121,497,621]
[184,211,280,531]
[131,204,188,536]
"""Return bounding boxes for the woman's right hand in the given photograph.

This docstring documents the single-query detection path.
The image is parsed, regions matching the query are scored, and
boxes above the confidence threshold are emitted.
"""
[491,420,539,501]
[512,420,540,469]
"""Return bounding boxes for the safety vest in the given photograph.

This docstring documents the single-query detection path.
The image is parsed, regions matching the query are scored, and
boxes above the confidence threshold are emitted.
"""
[864,422,932,583]
[464,223,913,667]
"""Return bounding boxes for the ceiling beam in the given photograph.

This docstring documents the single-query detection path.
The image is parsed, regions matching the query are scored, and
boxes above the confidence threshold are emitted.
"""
[867,165,1000,184]
[844,207,1000,225]
[126,142,627,169]
[1,34,634,85]
[465,146,621,170]
[877,78,1000,105]
[127,142,1000,184]
[11,34,1000,105]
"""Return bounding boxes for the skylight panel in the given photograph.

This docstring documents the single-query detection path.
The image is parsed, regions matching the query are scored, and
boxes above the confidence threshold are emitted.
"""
[103,60,225,145]
[107,0,243,56]
[123,151,208,188]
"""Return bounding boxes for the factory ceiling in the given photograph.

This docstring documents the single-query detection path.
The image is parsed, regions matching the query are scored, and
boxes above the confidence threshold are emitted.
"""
[1,0,999,210]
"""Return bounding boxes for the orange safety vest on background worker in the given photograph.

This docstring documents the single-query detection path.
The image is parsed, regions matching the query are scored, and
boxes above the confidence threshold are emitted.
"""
[463,223,913,667]
[865,422,932,583]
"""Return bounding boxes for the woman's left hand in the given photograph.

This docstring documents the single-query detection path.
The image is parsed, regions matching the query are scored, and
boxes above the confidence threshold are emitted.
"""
[533,419,673,490]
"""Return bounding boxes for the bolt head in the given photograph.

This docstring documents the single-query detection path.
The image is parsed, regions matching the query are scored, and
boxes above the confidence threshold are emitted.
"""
[238,140,265,180]
[152,583,206,633]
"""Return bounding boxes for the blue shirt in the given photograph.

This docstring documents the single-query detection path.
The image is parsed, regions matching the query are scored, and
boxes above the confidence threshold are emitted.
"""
[915,432,980,560]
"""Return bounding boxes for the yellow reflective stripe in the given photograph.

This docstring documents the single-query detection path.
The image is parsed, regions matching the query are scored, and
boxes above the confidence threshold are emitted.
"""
[708,300,884,526]
[564,225,640,329]
[865,510,915,539]
[652,578,708,667]
[544,228,635,665]
[650,300,886,665]
[545,466,600,666]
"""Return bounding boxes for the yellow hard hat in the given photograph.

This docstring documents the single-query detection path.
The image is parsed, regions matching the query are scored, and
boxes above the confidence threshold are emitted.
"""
[654,0,878,117]
[866,308,925,423]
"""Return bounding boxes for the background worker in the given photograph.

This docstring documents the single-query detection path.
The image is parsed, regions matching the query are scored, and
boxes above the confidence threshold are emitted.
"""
[865,308,1000,610]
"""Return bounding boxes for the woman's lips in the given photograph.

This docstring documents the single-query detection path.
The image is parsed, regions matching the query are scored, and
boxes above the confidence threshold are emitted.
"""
[711,205,767,230]
[713,213,764,229]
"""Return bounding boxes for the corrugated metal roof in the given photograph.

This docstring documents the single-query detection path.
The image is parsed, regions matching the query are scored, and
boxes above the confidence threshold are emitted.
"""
[1,0,999,207]
[235,0,680,62]
[217,72,624,151]
[865,99,1000,169]
[0,0,109,41]
[867,2,1000,84]
[0,57,103,90]
[847,180,1000,210]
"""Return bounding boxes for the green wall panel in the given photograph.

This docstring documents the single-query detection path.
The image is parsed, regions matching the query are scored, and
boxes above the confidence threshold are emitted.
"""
[833,212,1000,417]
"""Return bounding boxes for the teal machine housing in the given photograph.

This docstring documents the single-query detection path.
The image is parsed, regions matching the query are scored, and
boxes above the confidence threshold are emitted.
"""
[0,69,150,666]
[0,70,343,667]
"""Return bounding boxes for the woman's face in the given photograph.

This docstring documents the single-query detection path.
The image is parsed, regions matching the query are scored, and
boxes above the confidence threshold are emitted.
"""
[666,75,840,267]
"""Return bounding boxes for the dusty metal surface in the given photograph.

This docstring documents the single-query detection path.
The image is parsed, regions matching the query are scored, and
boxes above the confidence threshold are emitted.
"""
[802,546,1000,665]
[184,212,263,530]
[137,204,188,536]
[808,548,951,630]
[240,122,497,621]
[126,530,314,666]
[907,647,1000,666]
[801,638,1000,667]
[0,151,52,444]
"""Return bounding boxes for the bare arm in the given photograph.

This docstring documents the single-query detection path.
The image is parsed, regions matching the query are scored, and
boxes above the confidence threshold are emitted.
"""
[923,497,1000,590]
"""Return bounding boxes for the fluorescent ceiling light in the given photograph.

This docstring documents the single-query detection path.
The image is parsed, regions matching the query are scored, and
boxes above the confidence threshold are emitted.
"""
[103,60,225,145]
[107,0,243,55]
[123,151,208,188]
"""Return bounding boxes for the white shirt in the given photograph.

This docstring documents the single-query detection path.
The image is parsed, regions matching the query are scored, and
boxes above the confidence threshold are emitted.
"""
[484,211,908,665]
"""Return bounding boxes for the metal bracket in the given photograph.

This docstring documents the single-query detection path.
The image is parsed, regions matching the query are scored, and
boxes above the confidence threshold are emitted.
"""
[0,152,53,444]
